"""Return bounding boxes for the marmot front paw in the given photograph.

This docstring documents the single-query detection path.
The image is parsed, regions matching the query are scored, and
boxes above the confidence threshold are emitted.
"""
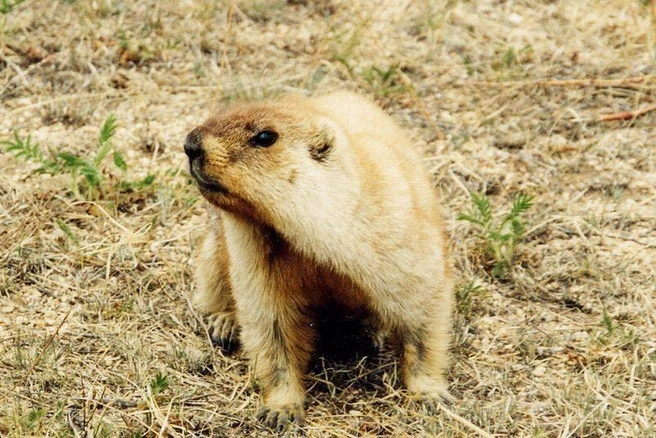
[205,311,239,353]
[256,404,304,433]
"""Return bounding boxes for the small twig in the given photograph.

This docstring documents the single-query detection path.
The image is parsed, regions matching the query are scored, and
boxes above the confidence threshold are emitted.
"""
[472,103,510,131]
[469,75,656,89]
[69,396,140,410]
[0,309,72,404]
[219,0,236,73]
[101,397,139,409]
[4,91,127,117]
[69,201,130,233]
[598,103,656,121]
[0,51,29,86]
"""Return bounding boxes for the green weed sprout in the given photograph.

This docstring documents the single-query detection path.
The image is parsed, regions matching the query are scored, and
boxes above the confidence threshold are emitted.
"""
[458,192,534,278]
[361,62,408,97]
[2,115,153,200]
[56,115,127,198]
[150,371,170,396]
[0,0,25,14]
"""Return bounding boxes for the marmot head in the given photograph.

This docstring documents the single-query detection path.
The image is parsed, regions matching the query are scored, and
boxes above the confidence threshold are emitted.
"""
[184,101,337,221]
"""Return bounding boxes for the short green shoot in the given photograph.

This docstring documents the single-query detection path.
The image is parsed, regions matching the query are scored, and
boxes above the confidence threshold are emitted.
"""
[98,114,119,166]
[502,47,517,68]
[57,114,125,198]
[149,371,170,396]
[2,131,42,161]
[0,132,60,173]
[458,192,534,278]
[55,218,80,247]
[0,0,25,14]
[602,307,614,336]
[361,62,408,97]
[597,307,639,349]
[456,280,484,316]
[21,407,47,433]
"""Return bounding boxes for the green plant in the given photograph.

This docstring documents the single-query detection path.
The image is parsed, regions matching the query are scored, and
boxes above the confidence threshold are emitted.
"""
[149,371,169,396]
[329,13,373,70]
[410,0,458,41]
[240,0,285,22]
[56,115,127,198]
[601,307,614,336]
[458,192,534,277]
[2,131,41,160]
[361,63,408,97]
[3,116,155,200]
[456,280,484,316]
[20,407,46,432]
[492,45,534,76]
[597,307,639,348]
[55,218,80,247]
[0,0,25,14]
[502,47,517,68]
[1,132,59,173]
[462,54,476,76]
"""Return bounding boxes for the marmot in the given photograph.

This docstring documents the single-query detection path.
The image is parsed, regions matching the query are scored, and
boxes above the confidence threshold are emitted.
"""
[185,92,453,430]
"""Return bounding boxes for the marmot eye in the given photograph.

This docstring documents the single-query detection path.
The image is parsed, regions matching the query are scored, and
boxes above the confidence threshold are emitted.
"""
[249,130,278,147]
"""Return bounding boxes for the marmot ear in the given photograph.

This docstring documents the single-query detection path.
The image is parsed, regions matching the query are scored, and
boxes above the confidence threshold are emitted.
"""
[309,117,335,162]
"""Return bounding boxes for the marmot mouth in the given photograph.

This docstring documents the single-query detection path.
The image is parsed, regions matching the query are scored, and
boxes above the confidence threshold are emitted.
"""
[197,179,229,194]
[190,167,229,194]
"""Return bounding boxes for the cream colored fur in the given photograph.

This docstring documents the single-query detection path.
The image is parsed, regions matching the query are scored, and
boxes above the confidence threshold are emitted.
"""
[188,92,453,430]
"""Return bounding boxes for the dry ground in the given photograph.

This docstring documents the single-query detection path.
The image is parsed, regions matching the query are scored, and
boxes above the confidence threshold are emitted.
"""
[1,0,655,436]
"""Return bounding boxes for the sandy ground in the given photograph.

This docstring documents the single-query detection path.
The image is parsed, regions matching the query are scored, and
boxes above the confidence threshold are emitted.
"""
[1,0,655,436]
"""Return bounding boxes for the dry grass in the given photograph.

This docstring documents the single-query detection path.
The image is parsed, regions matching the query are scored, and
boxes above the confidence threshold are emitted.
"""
[1,0,655,436]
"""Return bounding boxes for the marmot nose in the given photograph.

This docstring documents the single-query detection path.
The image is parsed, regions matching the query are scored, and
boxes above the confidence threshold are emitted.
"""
[184,128,203,161]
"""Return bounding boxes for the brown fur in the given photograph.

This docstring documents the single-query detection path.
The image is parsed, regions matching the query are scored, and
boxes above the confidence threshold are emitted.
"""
[185,92,453,430]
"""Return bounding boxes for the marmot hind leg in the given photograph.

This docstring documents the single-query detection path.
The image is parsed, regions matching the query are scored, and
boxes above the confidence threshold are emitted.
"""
[399,291,454,404]
[193,222,240,353]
